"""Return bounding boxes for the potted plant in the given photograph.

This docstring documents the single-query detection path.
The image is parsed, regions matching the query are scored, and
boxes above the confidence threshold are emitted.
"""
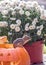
[0,0,46,64]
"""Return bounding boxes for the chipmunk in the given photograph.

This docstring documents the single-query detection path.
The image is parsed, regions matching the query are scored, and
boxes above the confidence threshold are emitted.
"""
[13,35,31,48]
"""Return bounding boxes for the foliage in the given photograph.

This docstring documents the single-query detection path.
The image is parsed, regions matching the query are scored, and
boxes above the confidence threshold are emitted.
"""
[0,0,46,44]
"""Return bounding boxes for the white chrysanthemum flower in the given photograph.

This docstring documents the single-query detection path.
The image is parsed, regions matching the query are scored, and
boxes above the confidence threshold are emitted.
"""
[10,18,16,20]
[34,18,38,23]
[12,0,19,6]
[8,32,12,36]
[12,11,16,15]
[16,19,21,26]
[3,22,8,27]
[26,1,32,8]
[1,10,8,15]
[37,30,41,36]
[19,9,24,15]
[26,1,32,5]
[3,0,10,3]
[32,18,38,25]
[25,23,29,31]
[14,6,21,11]
[19,1,26,8]
[36,26,40,29]
[40,9,44,15]
[5,4,11,10]
[32,21,36,25]
[32,1,38,7]
[40,15,46,20]
[10,24,15,29]
[10,8,14,11]
[29,25,33,30]
[0,22,4,27]
[25,4,32,10]
[11,0,20,2]
[29,25,35,30]
[25,27,29,31]
[40,25,43,30]
[2,16,7,18]
[25,11,30,16]
[0,6,4,12]
[15,24,19,27]
[0,21,8,27]
[10,2,14,7]
[37,25,43,30]
[15,26,20,32]
[25,23,30,27]
[32,25,36,29]
[35,5,41,12]
[40,15,44,19]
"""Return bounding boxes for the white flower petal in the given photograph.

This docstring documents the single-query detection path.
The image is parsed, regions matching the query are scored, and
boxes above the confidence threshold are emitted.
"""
[0,21,8,27]
[34,18,38,23]
[37,30,41,36]
[25,23,30,27]
[36,26,40,29]
[10,18,16,20]
[15,26,20,32]
[8,32,12,36]
[29,25,35,30]
[10,24,15,29]
[1,10,8,15]
[12,11,16,15]
[32,21,36,25]
[16,19,21,26]
[40,25,43,30]
[25,11,30,16]
[19,9,24,15]
[32,1,38,7]
[25,4,32,10]
[25,27,29,31]
[40,15,46,20]
[19,1,26,8]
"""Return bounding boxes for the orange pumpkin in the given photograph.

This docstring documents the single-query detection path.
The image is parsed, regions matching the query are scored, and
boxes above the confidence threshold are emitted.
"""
[0,36,8,48]
[0,44,13,48]
[0,36,13,48]
[5,44,13,48]
[0,36,8,44]
[0,47,30,65]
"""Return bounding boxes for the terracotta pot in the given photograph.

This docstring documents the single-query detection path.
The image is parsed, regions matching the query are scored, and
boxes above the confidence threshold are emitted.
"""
[0,47,30,65]
[24,40,44,64]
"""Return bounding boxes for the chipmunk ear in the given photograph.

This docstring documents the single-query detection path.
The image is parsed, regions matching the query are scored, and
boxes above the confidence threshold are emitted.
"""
[22,35,31,40]
[22,35,31,45]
